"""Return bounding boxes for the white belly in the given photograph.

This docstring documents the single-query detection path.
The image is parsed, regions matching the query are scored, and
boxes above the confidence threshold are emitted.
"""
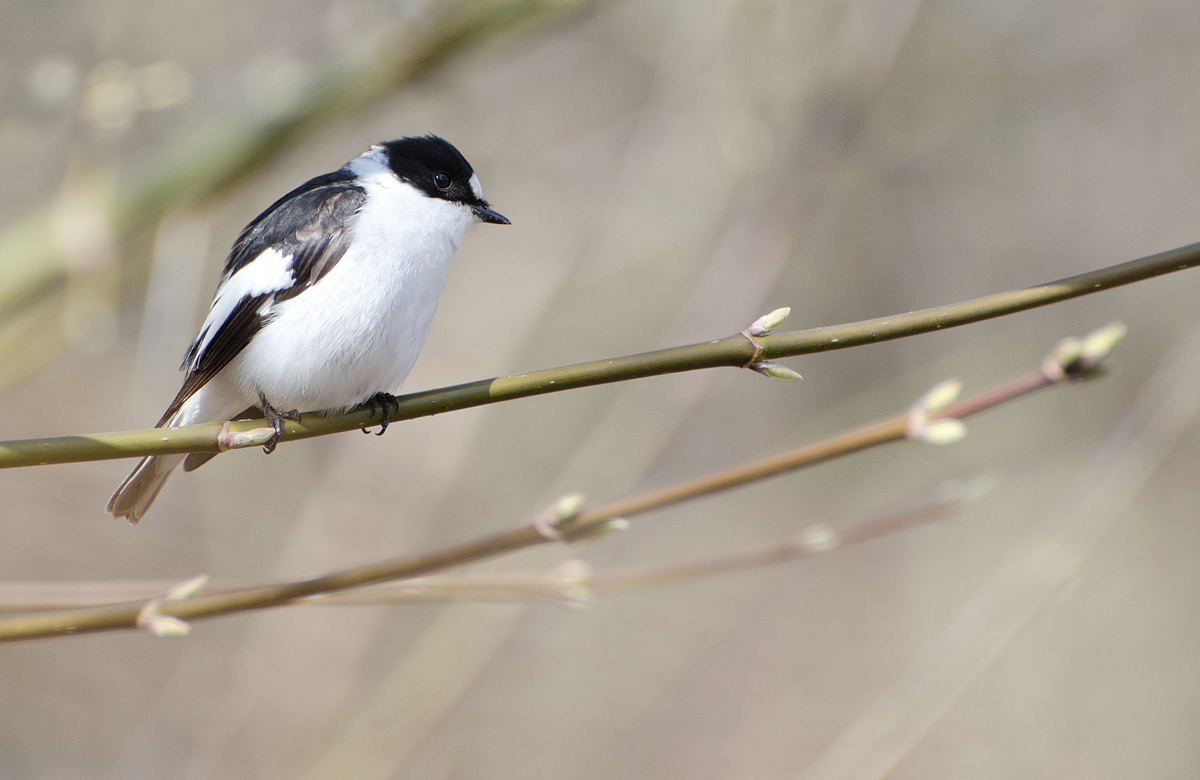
[224,175,472,412]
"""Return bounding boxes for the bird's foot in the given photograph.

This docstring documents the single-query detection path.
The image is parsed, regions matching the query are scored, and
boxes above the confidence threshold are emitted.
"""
[258,394,301,454]
[361,392,399,436]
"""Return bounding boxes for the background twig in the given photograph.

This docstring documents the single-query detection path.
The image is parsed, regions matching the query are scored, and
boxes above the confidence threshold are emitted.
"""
[0,325,1118,641]
[0,479,984,611]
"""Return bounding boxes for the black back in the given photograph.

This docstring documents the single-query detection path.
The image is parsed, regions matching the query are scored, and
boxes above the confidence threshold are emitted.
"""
[223,169,364,279]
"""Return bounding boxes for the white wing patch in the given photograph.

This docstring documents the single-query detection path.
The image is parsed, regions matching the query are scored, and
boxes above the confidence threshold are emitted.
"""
[192,247,294,365]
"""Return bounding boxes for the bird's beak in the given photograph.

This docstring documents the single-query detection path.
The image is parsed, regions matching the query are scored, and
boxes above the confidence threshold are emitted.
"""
[473,204,511,225]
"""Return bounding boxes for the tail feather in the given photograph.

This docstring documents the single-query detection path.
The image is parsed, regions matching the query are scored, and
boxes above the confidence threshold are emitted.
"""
[107,380,250,523]
[107,454,187,523]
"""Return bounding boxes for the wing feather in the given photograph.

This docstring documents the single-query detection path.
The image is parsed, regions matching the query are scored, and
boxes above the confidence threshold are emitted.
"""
[159,172,366,426]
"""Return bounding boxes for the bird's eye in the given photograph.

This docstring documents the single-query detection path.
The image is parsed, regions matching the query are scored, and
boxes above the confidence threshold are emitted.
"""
[433,172,452,190]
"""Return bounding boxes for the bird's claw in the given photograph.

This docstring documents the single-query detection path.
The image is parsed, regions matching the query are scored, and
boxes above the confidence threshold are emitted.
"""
[258,395,302,454]
[361,392,399,436]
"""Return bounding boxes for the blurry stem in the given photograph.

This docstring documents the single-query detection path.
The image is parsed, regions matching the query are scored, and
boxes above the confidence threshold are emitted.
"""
[0,481,982,611]
[0,242,1185,468]
[0,326,1114,641]
[319,479,985,604]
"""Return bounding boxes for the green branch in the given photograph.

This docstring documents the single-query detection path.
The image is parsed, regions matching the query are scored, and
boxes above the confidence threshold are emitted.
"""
[0,241,1195,469]
[0,322,1120,641]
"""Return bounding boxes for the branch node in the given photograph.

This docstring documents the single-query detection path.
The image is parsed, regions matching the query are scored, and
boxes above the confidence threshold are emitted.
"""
[552,559,594,607]
[533,493,586,541]
[905,379,967,445]
[743,308,797,374]
[136,606,192,637]
[135,573,209,637]
[217,423,276,452]
[740,332,765,368]
[1043,321,1127,382]
[796,522,842,553]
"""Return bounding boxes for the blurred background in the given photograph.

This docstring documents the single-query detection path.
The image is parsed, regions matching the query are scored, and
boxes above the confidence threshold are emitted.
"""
[1,0,1200,777]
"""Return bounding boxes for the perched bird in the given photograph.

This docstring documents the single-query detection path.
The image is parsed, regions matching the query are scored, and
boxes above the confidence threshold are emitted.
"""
[108,135,509,523]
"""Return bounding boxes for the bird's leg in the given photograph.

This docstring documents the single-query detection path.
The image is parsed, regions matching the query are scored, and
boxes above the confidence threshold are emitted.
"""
[361,392,399,436]
[257,392,300,454]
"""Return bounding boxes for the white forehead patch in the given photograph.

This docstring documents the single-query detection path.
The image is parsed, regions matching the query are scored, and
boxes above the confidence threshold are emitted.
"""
[469,173,483,200]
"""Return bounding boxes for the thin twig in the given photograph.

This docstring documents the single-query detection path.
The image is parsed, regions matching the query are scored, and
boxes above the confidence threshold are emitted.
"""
[0,240,1188,469]
[331,478,991,604]
[795,324,1200,780]
[0,480,988,612]
[0,324,1120,641]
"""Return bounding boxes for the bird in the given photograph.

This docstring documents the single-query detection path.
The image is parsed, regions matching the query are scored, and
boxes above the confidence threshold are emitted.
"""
[108,135,509,523]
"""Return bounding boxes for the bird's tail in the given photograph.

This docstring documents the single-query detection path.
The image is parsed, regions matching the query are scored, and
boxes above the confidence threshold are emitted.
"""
[107,381,248,523]
[107,453,187,523]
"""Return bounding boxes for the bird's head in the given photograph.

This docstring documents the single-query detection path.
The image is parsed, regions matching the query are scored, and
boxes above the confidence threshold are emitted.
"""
[377,135,510,225]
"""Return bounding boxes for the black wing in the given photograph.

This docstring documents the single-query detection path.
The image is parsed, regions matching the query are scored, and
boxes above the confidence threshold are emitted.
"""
[157,171,366,426]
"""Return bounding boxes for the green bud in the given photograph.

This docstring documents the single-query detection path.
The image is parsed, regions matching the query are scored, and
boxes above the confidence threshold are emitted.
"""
[919,378,963,413]
[217,426,276,451]
[553,559,593,606]
[552,493,585,521]
[1080,321,1127,363]
[920,419,967,445]
[752,361,803,380]
[145,615,191,637]
[747,307,792,336]
[799,523,840,552]
[576,518,630,541]
[165,574,209,601]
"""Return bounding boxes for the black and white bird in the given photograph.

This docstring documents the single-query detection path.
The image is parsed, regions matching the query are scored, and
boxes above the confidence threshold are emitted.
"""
[108,135,509,523]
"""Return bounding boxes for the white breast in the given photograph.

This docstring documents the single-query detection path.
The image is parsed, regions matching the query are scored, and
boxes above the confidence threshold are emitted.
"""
[225,151,476,411]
